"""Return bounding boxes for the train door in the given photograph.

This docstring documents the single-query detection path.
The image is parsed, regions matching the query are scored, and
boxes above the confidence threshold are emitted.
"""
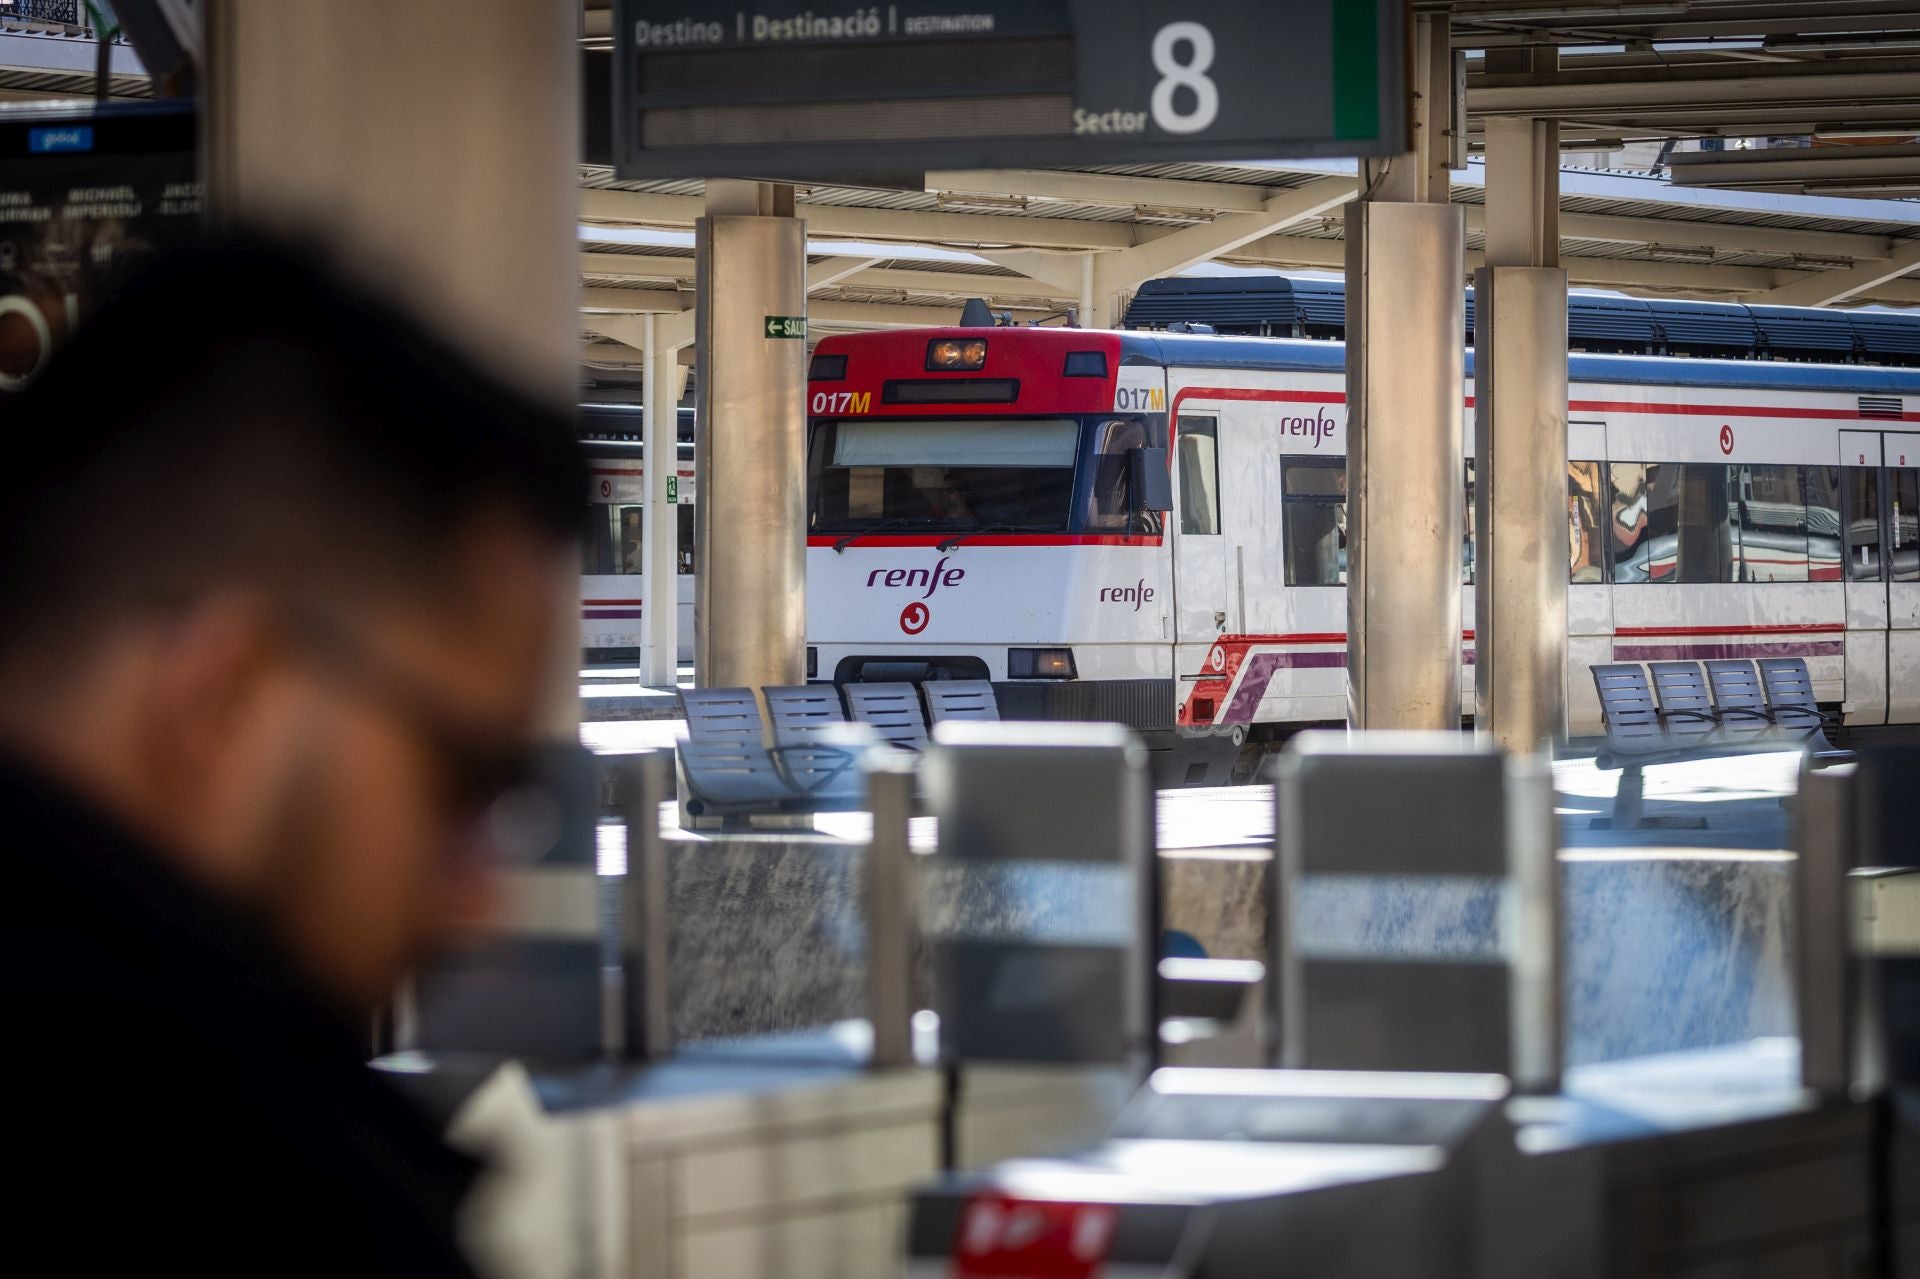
[1839,430,1920,725]
[1172,413,1229,675]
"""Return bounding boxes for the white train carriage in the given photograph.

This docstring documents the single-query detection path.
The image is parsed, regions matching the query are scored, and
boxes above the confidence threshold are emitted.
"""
[580,408,697,663]
[804,325,1920,775]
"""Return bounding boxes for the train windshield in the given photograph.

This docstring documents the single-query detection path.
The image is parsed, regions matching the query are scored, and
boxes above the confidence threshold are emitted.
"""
[808,416,1081,533]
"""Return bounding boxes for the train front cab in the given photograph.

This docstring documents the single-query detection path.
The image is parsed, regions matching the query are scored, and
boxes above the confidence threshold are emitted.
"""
[804,328,1244,782]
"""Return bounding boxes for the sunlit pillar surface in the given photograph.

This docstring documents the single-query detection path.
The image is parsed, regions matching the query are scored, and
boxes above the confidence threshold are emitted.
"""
[1345,12,1466,730]
[694,183,808,690]
[1476,103,1570,753]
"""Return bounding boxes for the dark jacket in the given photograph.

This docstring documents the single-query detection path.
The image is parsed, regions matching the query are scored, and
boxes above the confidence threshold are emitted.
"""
[0,759,481,1276]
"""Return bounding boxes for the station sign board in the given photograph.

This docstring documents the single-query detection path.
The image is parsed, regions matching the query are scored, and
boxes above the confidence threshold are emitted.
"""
[613,0,1404,179]
[0,104,199,393]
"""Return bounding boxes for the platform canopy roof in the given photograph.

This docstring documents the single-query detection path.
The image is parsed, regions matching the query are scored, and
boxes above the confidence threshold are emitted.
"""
[571,1,1920,370]
[6,2,1920,376]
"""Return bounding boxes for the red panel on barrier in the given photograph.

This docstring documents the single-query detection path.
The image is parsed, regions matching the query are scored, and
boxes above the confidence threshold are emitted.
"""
[951,1193,1118,1278]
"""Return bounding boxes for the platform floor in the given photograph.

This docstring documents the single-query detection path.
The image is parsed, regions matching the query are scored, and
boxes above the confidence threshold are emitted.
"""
[582,711,1805,856]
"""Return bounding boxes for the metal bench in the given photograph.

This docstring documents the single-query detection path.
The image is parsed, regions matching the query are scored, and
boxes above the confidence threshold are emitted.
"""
[1756,657,1852,763]
[675,688,863,823]
[1703,658,1781,746]
[1648,661,1725,750]
[680,686,767,746]
[922,679,1000,726]
[843,681,931,751]
[763,684,850,746]
[1592,663,1717,829]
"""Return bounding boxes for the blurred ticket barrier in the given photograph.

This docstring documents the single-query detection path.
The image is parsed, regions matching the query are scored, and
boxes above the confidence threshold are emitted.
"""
[904,734,1916,1279]
[378,732,1920,1277]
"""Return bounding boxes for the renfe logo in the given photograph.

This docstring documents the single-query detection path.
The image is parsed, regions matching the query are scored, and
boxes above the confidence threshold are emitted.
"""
[1278,408,1338,448]
[1099,579,1155,611]
[866,556,965,600]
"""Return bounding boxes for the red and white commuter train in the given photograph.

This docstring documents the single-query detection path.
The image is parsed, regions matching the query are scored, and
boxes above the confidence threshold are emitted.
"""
[800,324,1920,777]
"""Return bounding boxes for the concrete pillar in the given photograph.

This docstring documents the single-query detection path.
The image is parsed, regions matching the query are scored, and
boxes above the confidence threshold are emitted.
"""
[693,182,807,690]
[1345,12,1466,730]
[201,0,581,734]
[639,314,680,688]
[1475,69,1570,751]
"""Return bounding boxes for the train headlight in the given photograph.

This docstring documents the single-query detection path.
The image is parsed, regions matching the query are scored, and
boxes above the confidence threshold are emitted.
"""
[926,338,988,371]
[1007,647,1076,679]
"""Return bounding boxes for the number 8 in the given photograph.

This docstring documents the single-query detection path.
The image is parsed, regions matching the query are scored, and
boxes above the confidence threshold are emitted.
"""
[1150,21,1219,135]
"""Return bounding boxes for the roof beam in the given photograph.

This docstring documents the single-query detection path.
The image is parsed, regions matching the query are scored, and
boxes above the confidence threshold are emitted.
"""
[1468,56,1920,127]
[1483,208,1896,263]
[808,299,1032,329]
[584,184,1913,280]
[579,314,655,351]
[1757,239,1920,307]
[928,168,1273,214]
[1095,177,1356,290]
[806,254,885,290]
[581,251,688,281]
[833,266,1076,300]
[588,219,1907,287]
[582,287,686,312]
[582,252,887,289]
[583,187,1142,251]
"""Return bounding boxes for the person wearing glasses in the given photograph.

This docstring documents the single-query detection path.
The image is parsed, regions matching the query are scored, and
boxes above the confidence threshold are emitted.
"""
[0,240,586,1277]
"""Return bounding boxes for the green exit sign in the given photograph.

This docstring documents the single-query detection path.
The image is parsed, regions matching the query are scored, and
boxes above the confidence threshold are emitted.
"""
[665,475,679,504]
[764,315,806,339]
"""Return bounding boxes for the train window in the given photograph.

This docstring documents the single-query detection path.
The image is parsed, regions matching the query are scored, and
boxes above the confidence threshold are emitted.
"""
[677,502,696,575]
[582,504,645,576]
[1085,417,1156,534]
[1610,463,1732,584]
[1568,462,1606,583]
[1281,458,1346,587]
[1894,468,1920,583]
[1610,463,1666,583]
[1673,464,1733,584]
[809,416,1079,533]
[1176,417,1220,536]
[1807,467,1843,583]
[1729,464,1808,583]
[1844,467,1884,582]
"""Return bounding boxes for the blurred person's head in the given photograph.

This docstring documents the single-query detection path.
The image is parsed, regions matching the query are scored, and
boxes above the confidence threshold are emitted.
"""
[0,238,586,1017]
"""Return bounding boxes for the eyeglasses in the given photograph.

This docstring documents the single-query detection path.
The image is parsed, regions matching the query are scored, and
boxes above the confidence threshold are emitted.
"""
[284,606,543,823]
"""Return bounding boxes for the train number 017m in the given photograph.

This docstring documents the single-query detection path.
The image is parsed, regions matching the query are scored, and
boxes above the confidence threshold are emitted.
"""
[811,390,872,414]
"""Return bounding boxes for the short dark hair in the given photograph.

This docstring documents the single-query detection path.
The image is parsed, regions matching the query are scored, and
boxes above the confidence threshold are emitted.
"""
[0,236,586,666]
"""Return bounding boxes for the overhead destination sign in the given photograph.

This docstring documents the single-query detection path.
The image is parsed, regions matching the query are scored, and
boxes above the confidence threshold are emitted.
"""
[613,0,1404,179]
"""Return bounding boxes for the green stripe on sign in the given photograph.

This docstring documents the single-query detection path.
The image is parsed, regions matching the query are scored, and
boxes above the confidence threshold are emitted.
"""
[1331,0,1380,141]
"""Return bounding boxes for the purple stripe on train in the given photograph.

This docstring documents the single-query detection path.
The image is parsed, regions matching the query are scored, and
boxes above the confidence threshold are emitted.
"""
[1223,651,1345,722]
[1612,641,1844,661]
[584,609,646,619]
[1220,647,1479,724]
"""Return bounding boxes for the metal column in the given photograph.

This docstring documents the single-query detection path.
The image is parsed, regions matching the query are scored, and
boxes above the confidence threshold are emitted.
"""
[1476,98,1570,752]
[639,315,680,688]
[1345,12,1466,730]
[694,183,808,690]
